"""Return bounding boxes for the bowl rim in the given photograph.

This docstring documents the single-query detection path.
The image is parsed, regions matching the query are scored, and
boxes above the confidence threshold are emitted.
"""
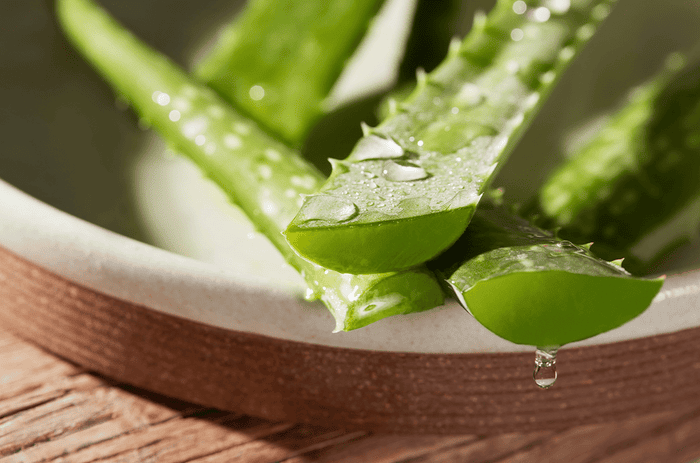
[1,176,700,355]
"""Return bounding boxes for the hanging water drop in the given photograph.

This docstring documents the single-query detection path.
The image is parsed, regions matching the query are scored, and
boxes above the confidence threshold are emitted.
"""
[533,346,558,389]
[382,160,429,182]
[353,135,405,161]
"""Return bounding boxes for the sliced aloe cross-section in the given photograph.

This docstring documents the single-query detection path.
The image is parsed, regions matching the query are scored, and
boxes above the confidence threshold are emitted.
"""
[285,0,617,274]
[434,203,663,347]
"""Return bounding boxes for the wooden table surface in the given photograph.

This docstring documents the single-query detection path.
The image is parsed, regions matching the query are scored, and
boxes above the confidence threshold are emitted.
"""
[2,326,700,463]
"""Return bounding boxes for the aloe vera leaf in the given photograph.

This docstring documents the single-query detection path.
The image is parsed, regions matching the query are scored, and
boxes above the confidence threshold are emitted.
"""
[57,0,444,331]
[286,0,616,275]
[194,0,386,147]
[376,0,464,122]
[537,54,700,273]
[433,203,663,347]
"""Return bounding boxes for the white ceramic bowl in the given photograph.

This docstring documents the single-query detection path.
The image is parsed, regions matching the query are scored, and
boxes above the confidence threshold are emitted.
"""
[2,0,700,353]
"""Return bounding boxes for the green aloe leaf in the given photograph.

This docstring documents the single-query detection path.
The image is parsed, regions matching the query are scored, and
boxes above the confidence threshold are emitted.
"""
[434,202,663,347]
[286,0,617,275]
[195,0,386,146]
[537,53,700,273]
[57,0,444,331]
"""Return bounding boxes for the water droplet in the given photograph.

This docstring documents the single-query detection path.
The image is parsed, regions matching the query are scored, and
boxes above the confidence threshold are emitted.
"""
[510,28,524,41]
[265,148,282,162]
[224,134,242,149]
[249,85,265,101]
[451,107,459,115]
[591,3,610,21]
[576,24,596,41]
[545,0,570,14]
[506,60,521,74]
[532,6,551,22]
[298,195,359,223]
[524,92,540,110]
[455,83,484,107]
[540,70,556,85]
[157,93,170,106]
[182,117,207,139]
[559,46,575,62]
[168,110,181,122]
[513,0,527,14]
[417,140,424,147]
[382,160,429,182]
[258,165,272,179]
[533,347,558,389]
[353,135,405,161]
[195,135,206,146]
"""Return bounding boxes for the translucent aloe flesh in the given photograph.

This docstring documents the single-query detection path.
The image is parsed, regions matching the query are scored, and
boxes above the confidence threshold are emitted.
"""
[286,0,617,275]
[57,0,444,332]
[538,54,700,273]
[195,0,385,146]
[434,203,663,347]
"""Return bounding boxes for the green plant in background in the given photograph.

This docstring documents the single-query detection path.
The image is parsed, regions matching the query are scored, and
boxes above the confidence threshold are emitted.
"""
[536,53,700,275]
[57,0,697,387]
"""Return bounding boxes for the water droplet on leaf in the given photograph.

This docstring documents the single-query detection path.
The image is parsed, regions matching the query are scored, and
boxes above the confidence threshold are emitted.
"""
[382,160,429,182]
[353,135,405,161]
[298,195,359,223]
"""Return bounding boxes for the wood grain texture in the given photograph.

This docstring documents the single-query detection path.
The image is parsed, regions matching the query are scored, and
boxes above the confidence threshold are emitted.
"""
[1,328,700,462]
[1,245,700,438]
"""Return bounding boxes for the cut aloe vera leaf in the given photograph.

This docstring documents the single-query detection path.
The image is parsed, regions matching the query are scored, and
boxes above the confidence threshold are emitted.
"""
[286,0,617,274]
[194,0,385,146]
[434,203,663,347]
[57,0,444,331]
[537,53,700,273]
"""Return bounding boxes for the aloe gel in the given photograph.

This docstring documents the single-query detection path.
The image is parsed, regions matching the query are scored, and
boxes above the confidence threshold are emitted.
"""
[286,0,617,275]
[434,203,663,347]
